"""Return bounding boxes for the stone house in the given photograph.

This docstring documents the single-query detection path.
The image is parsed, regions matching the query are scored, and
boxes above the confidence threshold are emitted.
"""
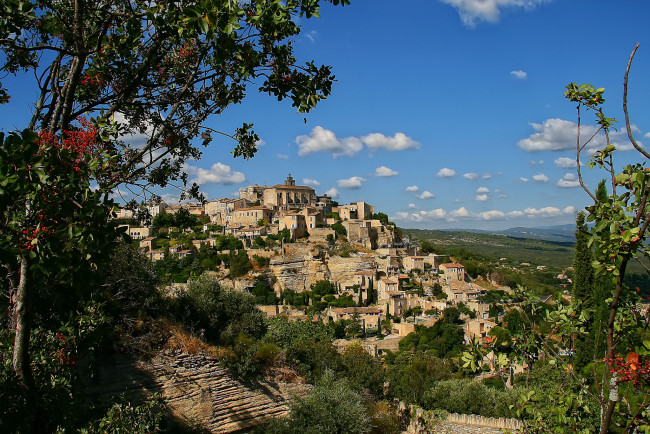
[231,206,273,227]
[464,319,498,343]
[279,211,307,239]
[377,276,399,301]
[147,249,165,262]
[466,300,491,319]
[123,225,150,240]
[327,306,382,330]
[439,263,465,283]
[403,256,426,273]
[139,237,156,252]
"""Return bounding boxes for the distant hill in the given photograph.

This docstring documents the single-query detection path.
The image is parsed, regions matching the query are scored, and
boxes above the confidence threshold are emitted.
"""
[439,224,576,243]
[402,228,575,269]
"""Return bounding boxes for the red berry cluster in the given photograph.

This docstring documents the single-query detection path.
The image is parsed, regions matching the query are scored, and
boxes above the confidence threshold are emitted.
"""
[55,332,75,366]
[19,226,55,251]
[39,117,100,161]
[80,72,105,88]
[604,353,649,389]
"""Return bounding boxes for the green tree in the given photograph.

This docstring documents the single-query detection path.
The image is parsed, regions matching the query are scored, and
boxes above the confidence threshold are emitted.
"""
[229,249,251,278]
[1,0,348,421]
[572,211,596,370]
[266,371,370,434]
[340,343,386,399]
[0,130,119,418]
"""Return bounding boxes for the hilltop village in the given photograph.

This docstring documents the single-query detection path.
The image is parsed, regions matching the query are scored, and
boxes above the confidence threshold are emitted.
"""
[115,174,504,348]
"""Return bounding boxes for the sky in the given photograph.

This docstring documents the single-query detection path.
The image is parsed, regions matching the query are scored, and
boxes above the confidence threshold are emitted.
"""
[3,0,650,231]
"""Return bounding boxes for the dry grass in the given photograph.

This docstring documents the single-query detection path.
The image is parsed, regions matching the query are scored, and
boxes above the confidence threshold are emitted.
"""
[159,320,219,356]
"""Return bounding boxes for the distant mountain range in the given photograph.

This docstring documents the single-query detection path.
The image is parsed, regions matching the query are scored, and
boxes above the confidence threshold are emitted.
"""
[439,224,576,243]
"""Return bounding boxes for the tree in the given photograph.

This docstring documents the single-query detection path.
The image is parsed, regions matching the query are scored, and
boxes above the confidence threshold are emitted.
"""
[265,371,370,434]
[1,0,348,420]
[0,129,119,422]
[229,249,251,278]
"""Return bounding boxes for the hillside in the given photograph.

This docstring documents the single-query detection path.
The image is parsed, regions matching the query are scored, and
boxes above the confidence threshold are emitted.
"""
[403,228,575,269]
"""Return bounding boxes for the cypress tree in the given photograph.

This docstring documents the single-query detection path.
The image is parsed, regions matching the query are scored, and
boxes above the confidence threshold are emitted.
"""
[573,211,594,305]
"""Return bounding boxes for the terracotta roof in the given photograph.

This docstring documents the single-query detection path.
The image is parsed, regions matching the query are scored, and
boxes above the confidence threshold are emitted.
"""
[331,307,381,315]
[270,184,315,191]
[440,263,464,268]
[236,206,271,211]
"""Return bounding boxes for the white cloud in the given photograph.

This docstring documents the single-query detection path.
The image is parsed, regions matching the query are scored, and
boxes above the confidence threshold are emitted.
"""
[437,168,457,178]
[510,70,527,80]
[392,203,575,224]
[277,154,289,160]
[417,191,435,200]
[557,173,580,188]
[325,187,339,199]
[529,159,544,165]
[520,177,529,182]
[440,0,547,27]
[408,203,417,209]
[563,173,577,181]
[296,126,363,157]
[362,132,420,151]
[375,166,399,177]
[554,156,578,168]
[480,210,506,220]
[532,173,549,183]
[518,118,580,152]
[476,194,489,201]
[185,163,246,185]
[405,185,419,192]
[305,30,317,43]
[303,178,320,187]
[337,176,366,189]
[482,173,492,179]
[517,118,636,153]
[463,172,478,180]
[476,187,490,194]
[523,206,575,218]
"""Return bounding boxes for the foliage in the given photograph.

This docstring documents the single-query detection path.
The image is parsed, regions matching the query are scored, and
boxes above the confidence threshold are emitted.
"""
[422,378,519,418]
[176,274,266,344]
[152,209,200,230]
[251,279,277,305]
[265,370,370,434]
[398,320,465,359]
[79,394,167,433]
[387,351,454,405]
[331,221,347,237]
[264,316,340,382]
[229,249,251,278]
[340,343,386,398]
[419,239,442,255]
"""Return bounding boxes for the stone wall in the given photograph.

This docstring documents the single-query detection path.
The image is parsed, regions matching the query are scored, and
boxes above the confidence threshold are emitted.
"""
[308,227,335,243]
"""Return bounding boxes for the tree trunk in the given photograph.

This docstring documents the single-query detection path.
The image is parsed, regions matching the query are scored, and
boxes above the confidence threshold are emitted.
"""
[599,261,628,434]
[12,255,35,395]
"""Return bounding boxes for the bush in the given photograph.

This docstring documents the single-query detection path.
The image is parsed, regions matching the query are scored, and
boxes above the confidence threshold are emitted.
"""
[80,394,167,433]
[421,378,518,418]
[264,371,370,434]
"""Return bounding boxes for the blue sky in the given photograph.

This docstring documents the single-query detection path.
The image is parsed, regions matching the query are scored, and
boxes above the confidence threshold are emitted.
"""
[3,0,650,230]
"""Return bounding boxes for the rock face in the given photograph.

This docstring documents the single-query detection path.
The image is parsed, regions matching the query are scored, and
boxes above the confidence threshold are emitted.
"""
[269,243,381,293]
[91,352,309,433]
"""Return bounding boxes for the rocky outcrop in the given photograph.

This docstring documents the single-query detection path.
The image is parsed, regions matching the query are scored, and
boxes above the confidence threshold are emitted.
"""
[90,352,309,433]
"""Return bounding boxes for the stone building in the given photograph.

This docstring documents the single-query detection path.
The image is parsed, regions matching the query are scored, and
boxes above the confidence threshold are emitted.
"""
[231,206,273,227]
[262,174,317,210]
